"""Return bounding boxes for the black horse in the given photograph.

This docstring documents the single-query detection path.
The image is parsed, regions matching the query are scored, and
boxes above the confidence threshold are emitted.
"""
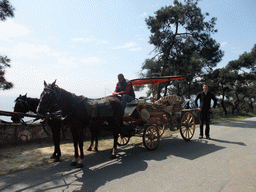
[11,94,63,162]
[36,80,124,168]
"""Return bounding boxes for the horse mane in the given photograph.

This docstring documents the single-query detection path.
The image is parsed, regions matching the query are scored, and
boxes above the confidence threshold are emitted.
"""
[27,97,40,103]
[49,84,85,116]
[52,84,88,104]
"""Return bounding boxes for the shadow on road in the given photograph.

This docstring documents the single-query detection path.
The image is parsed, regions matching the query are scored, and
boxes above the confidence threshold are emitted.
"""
[0,133,231,192]
[209,138,246,146]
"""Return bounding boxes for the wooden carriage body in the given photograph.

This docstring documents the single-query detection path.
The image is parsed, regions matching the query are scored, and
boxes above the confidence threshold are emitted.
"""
[117,76,196,150]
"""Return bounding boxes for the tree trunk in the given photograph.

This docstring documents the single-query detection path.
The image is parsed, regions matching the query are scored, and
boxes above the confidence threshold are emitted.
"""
[249,98,254,113]
[157,59,168,99]
[221,85,227,116]
[221,99,227,116]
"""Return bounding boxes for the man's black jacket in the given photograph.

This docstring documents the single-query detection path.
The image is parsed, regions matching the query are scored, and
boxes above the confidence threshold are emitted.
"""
[195,91,217,113]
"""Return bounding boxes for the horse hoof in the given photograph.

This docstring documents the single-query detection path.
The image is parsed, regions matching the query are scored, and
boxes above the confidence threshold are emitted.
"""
[70,162,77,166]
[76,163,83,168]
[54,157,60,162]
[50,155,56,159]
[110,154,116,159]
[87,147,92,151]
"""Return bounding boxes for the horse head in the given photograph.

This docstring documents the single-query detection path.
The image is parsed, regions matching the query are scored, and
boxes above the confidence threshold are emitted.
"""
[37,80,58,115]
[11,93,29,123]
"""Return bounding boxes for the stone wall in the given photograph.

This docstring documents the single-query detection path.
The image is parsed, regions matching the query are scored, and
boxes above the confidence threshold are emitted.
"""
[0,121,73,146]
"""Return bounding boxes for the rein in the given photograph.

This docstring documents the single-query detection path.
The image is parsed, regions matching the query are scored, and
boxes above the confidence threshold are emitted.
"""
[15,96,51,135]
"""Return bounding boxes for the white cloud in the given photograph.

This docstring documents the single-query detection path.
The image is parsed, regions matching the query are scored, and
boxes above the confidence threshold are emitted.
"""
[112,42,138,50]
[49,52,61,57]
[221,42,227,47]
[81,57,100,64]
[0,20,30,41]
[11,42,51,58]
[140,12,148,17]
[130,47,142,51]
[97,41,108,44]
[57,56,77,68]
[72,37,94,43]
[0,46,8,51]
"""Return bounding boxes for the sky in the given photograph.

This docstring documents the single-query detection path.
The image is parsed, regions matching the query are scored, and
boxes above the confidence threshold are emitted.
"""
[0,0,256,120]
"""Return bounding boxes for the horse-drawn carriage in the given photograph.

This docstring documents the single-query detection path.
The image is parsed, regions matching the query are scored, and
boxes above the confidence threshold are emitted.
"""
[2,76,196,167]
[117,76,196,150]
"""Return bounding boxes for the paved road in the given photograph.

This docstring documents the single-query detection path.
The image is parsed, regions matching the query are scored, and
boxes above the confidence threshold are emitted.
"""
[1,117,256,192]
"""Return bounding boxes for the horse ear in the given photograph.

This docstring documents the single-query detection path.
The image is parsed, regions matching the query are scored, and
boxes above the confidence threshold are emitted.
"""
[52,79,57,88]
[44,80,48,87]
[25,93,27,97]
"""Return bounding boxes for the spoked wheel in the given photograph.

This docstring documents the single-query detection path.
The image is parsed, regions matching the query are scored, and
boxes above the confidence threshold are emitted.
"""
[117,134,130,146]
[158,125,165,137]
[143,125,160,150]
[180,112,195,141]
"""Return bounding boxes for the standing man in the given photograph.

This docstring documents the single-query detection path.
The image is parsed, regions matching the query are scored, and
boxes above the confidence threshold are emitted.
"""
[113,73,135,110]
[195,83,217,139]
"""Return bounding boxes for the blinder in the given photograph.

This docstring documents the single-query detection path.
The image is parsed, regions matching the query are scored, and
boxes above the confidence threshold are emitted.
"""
[38,86,58,114]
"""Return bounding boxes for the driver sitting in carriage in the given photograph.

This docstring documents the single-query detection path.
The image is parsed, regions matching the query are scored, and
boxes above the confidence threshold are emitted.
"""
[113,73,136,111]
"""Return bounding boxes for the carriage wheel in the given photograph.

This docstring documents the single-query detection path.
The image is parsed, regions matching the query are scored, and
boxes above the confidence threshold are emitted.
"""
[143,125,160,150]
[180,112,195,141]
[157,125,165,137]
[117,134,130,146]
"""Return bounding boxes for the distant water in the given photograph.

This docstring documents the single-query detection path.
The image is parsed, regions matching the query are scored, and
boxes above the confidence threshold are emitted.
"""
[0,95,101,122]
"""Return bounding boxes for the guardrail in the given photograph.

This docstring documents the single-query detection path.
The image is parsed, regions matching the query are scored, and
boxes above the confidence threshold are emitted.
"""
[0,110,44,119]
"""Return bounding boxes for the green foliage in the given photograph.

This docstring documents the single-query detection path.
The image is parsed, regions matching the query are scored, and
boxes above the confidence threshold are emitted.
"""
[0,55,13,90]
[0,0,14,21]
[139,0,255,116]
[207,44,256,115]
[0,0,15,90]
[142,0,223,99]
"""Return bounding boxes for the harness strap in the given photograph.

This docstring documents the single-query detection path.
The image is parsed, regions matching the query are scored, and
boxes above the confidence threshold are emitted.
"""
[44,87,54,92]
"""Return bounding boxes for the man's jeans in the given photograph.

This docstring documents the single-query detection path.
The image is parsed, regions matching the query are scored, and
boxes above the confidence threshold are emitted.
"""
[199,112,211,136]
[119,94,134,110]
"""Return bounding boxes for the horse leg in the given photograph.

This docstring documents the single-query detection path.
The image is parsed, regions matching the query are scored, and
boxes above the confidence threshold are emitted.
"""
[108,118,120,159]
[93,123,99,151]
[70,127,79,166]
[111,132,118,159]
[54,121,62,162]
[87,131,94,151]
[77,138,84,168]
[94,133,99,151]
[50,120,62,162]
[76,126,85,168]
[87,124,99,152]
[50,125,57,159]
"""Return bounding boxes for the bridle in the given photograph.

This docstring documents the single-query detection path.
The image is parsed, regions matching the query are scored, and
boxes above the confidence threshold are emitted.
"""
[39,86,62,115]
[13,97,30,125]
[15,98,30,111]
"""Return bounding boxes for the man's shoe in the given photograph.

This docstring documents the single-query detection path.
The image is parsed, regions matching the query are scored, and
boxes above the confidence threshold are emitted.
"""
[198,135,203,139]
[206,136,211,140]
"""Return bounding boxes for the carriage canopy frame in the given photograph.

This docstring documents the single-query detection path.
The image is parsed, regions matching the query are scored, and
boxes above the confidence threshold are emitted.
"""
[130,76,184,86]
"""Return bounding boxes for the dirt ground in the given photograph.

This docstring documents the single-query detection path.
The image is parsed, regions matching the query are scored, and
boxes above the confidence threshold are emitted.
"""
[0,129,179,176]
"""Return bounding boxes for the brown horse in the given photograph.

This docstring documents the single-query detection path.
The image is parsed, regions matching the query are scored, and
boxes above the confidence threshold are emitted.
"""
[11,94,63,162]
[36,80,124,168]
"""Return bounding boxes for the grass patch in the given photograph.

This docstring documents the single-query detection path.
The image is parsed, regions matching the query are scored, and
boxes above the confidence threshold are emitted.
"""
[211,112,256,124]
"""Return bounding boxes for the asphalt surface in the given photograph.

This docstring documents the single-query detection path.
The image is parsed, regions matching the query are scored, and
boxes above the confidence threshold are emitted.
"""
[0,117,256,192]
